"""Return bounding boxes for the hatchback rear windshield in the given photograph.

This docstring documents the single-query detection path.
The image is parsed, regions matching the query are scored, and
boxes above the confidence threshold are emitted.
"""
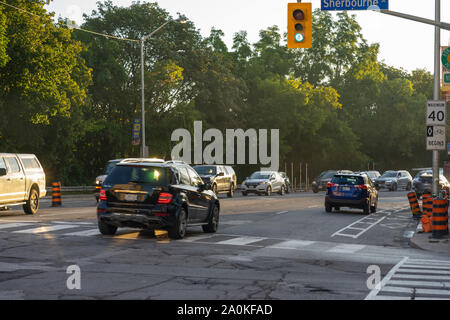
[331,176,364,185]
[104,165,169,186]
[194,166,217,175]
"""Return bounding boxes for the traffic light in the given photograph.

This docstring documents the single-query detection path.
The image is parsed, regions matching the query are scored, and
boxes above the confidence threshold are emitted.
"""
[287,2,312,49]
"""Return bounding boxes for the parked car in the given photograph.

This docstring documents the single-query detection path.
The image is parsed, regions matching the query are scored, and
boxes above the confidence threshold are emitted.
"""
[325,173,378,214]
[279,172,291,193]
[97,159,220,239]
[0,153,46,215]
[413,169,449,198]
[240,171,286,196]
[193,165,237,198]
[357,171,381,182]
[374,170,412,191]
[312,170,353,193]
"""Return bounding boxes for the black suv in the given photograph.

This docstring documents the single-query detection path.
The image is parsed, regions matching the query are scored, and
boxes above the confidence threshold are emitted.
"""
[193,165,237,198]
[97,160,220,239]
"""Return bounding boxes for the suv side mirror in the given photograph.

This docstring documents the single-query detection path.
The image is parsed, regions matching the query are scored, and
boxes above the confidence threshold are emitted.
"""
[0,168,6,176]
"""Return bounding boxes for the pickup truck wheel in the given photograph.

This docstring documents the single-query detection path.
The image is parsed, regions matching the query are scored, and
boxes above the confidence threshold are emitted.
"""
[98,220,117,235]
[23,188,39,215]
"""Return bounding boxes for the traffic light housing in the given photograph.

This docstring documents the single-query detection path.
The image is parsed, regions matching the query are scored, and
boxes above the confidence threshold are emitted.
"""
[287,2,312,49]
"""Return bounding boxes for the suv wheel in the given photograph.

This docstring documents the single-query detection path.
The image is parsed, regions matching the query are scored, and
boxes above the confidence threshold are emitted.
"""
[98,220,118,235]
[406,182,412,191]
[227,184,234,198]
[278,185,285,196]
[370,199,377,213]
[169,207,187,239]
[325,202,332,213]
[23,188,39,215]
[265,186,272,196]
[363,201,370,215]
[202,205,219,233]
[242,191,248,196]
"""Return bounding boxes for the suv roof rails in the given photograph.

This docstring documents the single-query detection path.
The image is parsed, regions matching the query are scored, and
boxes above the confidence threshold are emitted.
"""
[119,158,165,164]
[164,160,188,165]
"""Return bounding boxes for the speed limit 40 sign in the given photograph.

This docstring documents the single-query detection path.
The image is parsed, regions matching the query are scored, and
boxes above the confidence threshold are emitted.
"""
[427,100,446,125]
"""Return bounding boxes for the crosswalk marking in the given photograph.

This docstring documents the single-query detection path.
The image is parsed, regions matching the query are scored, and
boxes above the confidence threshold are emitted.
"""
[0,222,33,230]
[63,229,101,237]
[217,236,265,246]
[366,257,450,300]
[13,224,78,234]
[267,240,316,249]
[327,244,365,254]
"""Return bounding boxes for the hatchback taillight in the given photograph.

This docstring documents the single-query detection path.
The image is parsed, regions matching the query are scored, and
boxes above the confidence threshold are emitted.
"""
[157,192,173,204]
[99,189,107,201]
[327,182,336,188]
[358,184,368,190]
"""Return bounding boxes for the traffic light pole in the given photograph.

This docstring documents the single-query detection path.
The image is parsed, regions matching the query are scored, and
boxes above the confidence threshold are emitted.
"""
[377,2,444,195]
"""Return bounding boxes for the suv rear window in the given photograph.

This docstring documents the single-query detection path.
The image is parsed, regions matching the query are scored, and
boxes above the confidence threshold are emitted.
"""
[104,165,169,186]
[21,158,40,170]
[194,166,217,175]
[331,175,364,185]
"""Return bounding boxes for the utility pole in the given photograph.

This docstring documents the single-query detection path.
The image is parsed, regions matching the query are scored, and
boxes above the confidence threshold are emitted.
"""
[432,0,441,195]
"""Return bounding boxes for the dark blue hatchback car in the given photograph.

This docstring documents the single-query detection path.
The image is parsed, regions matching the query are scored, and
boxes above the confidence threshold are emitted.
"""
[325,173,378,214]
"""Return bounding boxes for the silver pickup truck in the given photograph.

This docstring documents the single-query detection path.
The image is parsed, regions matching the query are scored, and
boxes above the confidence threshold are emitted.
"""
[0,153,46,214]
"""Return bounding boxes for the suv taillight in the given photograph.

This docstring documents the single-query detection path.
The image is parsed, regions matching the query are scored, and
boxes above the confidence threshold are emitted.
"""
[157,192,173,204]
[99,189,107,201]
[327,182,336,188]
[358,184,368,190]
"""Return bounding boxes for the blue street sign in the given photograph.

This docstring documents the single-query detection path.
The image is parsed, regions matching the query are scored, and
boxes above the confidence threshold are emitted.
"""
[321,0,389,11]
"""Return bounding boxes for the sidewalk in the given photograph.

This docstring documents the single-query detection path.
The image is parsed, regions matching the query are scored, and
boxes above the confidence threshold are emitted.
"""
[409,222,450,255]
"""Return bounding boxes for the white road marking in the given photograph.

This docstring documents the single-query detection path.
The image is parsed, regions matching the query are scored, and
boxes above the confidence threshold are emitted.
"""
[0,223,33,230]
[62,229,101,237]
[217,236,266,246]
[408,259,450,265]
[393,274,450,281]
[371,295,411,300]
[13,224,78,234]
[396,268,450,275]
[179,234,216,242]
[327,244,365,254]
[275,211,288,215]
[331,206,409,239]
[401,264,450,270]
[365,256,409,300]
[389,280,450,288]
[267,240,316,249]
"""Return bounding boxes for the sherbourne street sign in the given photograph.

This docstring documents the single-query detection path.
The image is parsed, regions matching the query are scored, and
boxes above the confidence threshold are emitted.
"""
[321,0,389,11]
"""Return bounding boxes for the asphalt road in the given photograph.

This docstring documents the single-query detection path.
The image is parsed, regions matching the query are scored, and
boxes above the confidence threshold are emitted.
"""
[0,190,449,300]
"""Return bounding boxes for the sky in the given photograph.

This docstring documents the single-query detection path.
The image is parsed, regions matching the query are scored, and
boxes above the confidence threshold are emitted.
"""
[46,0,450,73]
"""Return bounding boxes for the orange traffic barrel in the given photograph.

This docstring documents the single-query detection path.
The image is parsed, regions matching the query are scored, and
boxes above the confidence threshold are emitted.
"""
[407,192,422,219]
[51,182,62,207]
[421,193,433,218]
[430,197,449,239]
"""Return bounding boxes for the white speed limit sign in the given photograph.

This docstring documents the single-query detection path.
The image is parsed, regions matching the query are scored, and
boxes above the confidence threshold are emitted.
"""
[427,100,446,125]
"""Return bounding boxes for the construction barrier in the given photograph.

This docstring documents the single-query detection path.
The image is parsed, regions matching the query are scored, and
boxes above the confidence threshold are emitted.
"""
[430,197,449,239]
[407,192,422,219]
[421,193,433,218]
[51,182,62,207]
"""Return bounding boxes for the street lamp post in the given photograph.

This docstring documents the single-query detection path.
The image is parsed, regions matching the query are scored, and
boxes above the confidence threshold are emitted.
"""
[140,17,186,158]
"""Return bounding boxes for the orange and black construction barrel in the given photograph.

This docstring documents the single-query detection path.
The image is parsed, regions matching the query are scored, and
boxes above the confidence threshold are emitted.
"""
[407,192,422,220]
[430,197,449,239]
[51,182,62,207]
[421,193,433,218]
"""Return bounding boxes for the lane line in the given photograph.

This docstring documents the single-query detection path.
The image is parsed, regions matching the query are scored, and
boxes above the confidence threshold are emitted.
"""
[396,268,450,275]
[401,264,450,270]
[267,240,316,249]
[62,229,101,237]
[275,211,288,215]
[389,280,450,288]
[327,244,365,254]
[393,274,450,281]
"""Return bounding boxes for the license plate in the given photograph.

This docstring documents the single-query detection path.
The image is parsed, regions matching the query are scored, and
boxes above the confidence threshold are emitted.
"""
[333,192,344,196]
[342,187,351,191]
[124,194,137,201]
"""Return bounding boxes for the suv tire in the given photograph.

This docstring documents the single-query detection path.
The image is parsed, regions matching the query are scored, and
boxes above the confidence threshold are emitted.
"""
[23,188,39,215]
[406,182,412,191]
[168,207,187,239]
[363,201,370,215]
[325,202,332,213]
[202,204,219,233]
[98,220,118,235]
[265,186,272,196]
[242,192,248,196]
[278,185,285,196]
